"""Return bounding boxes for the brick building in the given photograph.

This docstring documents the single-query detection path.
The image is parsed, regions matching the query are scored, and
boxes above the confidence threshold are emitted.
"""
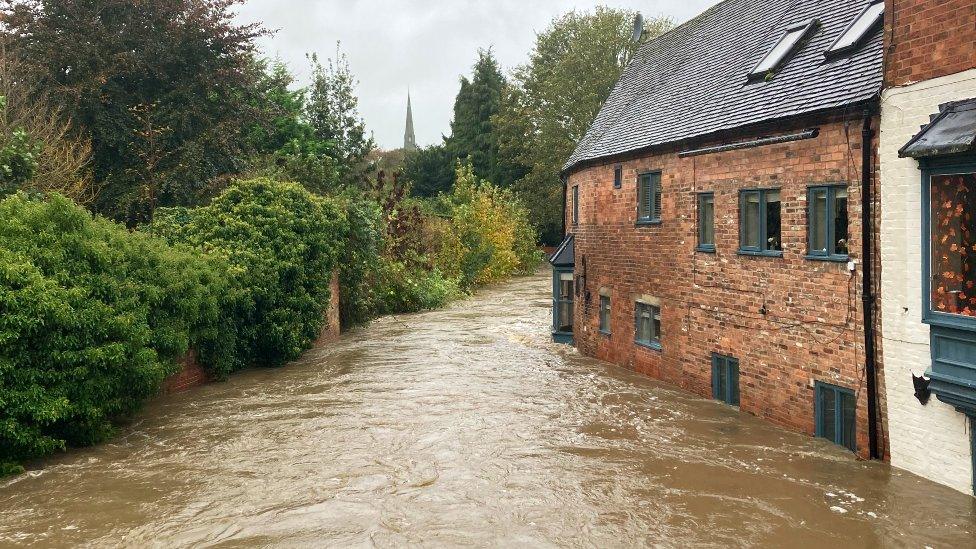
[879,0,976,495]
[551,0,888,459]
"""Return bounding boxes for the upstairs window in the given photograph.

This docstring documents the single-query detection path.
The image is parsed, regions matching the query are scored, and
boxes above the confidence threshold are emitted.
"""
[808,185,849,260]
[826,0,884,58]
[572,185,579,226]
[637,172,662,224]
[634,301,661,350]
[749,20,819,80]
[739,189,782,256]
[697,192,715,252]
[613,165,622,189]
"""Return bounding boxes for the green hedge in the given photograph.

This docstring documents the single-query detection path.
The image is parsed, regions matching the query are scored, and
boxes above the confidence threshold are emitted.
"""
[0,193,226,466]
[150,178,348,371]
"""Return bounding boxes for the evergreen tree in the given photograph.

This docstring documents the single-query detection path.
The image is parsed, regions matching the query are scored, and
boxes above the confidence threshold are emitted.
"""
[306,44,374,188]
[403,144,455,197]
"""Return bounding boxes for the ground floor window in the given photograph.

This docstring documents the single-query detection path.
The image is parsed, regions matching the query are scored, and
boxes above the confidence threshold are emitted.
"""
[815,382,856,451]
[599,294,611,334]
[555,272,574,333]
[712,353,740,406]
[634,301,661,349]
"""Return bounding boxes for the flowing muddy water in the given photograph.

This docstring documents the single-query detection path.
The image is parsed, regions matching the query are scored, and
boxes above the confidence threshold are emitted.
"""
[2,272,975,547]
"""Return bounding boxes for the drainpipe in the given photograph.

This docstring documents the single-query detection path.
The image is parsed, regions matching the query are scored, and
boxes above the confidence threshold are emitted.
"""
[561,175,569,239]
[861,107,880,460]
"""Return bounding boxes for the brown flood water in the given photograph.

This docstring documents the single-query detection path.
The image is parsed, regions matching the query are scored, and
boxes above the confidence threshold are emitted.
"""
[1,272,975,547]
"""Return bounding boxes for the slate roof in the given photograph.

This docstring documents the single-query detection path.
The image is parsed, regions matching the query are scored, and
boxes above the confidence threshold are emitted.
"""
[549,234,575,267]
[564,0,884,174]
[899,98,976,158]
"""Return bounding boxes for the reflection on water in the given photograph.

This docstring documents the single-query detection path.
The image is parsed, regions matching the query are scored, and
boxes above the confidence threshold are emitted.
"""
[1,273,974,547]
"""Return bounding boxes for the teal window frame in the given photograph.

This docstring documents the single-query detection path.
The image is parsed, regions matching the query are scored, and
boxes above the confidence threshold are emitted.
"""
[738,188,783,257]
[806,184,849,261]
[711,353,740,406]
[599,295,611,335]
[634,301,661,350]
[697,192,716,252]
[637,171,662,225]
[814,381,856,451]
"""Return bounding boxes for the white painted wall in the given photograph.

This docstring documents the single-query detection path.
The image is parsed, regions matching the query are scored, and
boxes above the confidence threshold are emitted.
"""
[879,68,976,495]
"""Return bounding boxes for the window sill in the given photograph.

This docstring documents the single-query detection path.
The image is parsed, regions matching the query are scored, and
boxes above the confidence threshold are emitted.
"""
[635,340,662,351]
[696,245,716,253]
[737,249,783,258]
[599,330,612,337]
[636,219,662,227]
[804,254,849,263]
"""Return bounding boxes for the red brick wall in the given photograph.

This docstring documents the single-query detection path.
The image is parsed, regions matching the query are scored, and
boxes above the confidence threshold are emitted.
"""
[566,112,884,459]
[884,0,976,86]
[162,349,208,394]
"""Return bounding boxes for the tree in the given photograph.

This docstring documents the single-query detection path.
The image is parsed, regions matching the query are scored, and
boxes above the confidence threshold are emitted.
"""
[246,59,341,194]
[446,49,518,187]
[494,8,673,243]
[306,44,374,189]
[2,0,268,223]
[403,144,455,197]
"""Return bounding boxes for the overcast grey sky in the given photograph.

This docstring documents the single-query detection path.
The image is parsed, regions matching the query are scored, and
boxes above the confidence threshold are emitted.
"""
[234,1,719,150]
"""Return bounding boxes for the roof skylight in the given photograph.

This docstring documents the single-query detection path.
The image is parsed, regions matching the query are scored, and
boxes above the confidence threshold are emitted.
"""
[826,0,884,58]
[748,20,818,80]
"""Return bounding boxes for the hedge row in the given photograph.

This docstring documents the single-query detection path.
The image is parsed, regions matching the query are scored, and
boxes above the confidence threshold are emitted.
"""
[0,179,348,471]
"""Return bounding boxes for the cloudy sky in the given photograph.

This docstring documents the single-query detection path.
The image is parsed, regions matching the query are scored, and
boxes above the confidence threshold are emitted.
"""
[234,0,720,150]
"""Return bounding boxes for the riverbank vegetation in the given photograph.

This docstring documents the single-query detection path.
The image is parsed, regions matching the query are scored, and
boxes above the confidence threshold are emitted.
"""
[0,0,540,474]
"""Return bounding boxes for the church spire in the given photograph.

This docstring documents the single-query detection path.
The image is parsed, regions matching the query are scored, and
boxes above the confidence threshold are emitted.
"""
[404,91,417,151]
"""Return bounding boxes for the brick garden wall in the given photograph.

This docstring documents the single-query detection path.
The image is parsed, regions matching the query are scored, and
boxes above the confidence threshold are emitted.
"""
[884,0,976,86]
[566,111,885,459]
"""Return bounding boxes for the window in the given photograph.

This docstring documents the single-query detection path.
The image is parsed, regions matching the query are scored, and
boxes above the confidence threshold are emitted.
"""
[712,354,740,406]
[599,295,611,334]
[572,185,579,226]
[555,272,574,333]
[739,189,782,255]
[613,165,622,189]
[697,192,715,252]
[634,301,661,349]
[807,185,849,260]
[637,172,662,224]
[929,171,976,318]
[826,0,884,58]
[749,20,818,79]
[815,382,856,451]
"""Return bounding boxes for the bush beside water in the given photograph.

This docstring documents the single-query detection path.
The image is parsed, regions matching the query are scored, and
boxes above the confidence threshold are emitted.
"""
[0,169,540,473]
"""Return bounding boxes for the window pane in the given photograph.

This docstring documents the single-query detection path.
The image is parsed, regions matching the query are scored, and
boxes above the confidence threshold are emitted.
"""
[766,190,782,251]
[752,27,806,75]
[743,192,761,248]
[700,194,715,246]
[614,166,622,188]
[600,296,611,332]
[841,391,856,451]
[558,301,573,331]
[652,307,661,343]
[573,186,579,224]
[930,173,976,317]
[560,279,573,300]
[716,359,727,401]
[638,175,651,219]
[830,1,884,53]
[810,188,828,253]
[729,360,740,406]
[820,387,837,443]
[834,188,849,256]
[639,310,652,343]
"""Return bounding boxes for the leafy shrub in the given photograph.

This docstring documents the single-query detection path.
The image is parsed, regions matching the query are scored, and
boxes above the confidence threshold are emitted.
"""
[0,193,224,466]
[435,163,541,289]
[150,178,348,369]
[372,259,460,315]
[336,194,383,328]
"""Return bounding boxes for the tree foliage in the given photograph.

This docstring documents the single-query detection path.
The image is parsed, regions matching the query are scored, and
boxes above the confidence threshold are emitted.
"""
[0,193,227,466]
[403,144,455,198]
[306,45,374,189]
[494,8,673,243]
[2,0,269,223]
